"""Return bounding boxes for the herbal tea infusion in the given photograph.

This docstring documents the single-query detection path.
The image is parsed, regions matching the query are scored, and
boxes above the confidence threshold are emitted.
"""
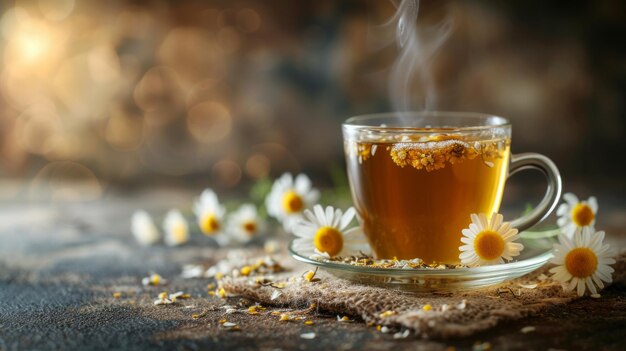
[345,134,510,263]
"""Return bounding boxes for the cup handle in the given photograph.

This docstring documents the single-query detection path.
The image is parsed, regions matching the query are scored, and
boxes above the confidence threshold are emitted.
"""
[507,153,562,231]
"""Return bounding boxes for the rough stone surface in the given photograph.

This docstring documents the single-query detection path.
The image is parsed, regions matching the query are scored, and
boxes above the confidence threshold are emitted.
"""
[0,188,625,350]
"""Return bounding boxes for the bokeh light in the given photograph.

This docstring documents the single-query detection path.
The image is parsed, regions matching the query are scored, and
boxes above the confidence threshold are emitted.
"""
[186,101,232,144]
[29,161,103,202]
[212,159,242,188]
[0,0,621,190]
[38,0,76,22]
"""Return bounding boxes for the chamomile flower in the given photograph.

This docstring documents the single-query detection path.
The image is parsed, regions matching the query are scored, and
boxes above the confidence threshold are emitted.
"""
[227,203,264,243]
[131,210,160,246]
[266,173,320,231]
[556,193,598,238]
[549,228,615,296]
[193,188,228,245]
[291,205,369,258]
[459,213,524,266]
[163,209,189,246]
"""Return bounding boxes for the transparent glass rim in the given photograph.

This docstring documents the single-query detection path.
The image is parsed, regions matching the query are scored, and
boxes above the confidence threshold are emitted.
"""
[343,111,511,134]
[289,241,553,278]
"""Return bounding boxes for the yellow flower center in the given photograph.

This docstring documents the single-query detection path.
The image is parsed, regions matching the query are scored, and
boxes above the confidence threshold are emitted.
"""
[473,230,505,260]
[313,226,343,257]
[242,221,257,236]
[200,214,220,235]
[565,247,598,278]
[172,223,187,242]
[571,203,595,227]
[281,190,304,214]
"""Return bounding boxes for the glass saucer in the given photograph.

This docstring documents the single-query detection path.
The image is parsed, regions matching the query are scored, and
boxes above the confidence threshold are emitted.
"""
[289,230,557,292]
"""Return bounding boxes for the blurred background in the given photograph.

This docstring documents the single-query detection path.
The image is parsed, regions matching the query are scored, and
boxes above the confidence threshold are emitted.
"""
[0,0,624,202]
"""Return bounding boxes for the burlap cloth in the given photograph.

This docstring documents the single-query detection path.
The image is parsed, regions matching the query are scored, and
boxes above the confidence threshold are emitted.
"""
[223,253,625,339]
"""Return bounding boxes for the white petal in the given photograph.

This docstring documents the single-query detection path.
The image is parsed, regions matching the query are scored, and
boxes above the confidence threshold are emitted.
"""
[478,213,489,231]
[551,254,565,265]
[303,209,318,225]
[343,226,365,239]
[558,235,574,251]
[563,193,579,206]
[294,173,312,193]
[588,231,605,251]
[576,279,586,296]
[340,207,356,230]
[470,214,481,229]
[491,213,503,231]
[565,224,578,238]
[460,254,478,265]
[468,223,480,234]
[292,223,317,238]
[304,190,321,205]
[502,229,519,240]
[132,210,160,246]
[587,196,598,212]
[597,264,614,275]
[598,258,616,265]
[462,228,477,238]
[574,229,584,247]
[564,223,578,238]
[332,209,342,228]
[591,274,604,289]
[278,173,293,187]
[313,205,327,226]
[498,222,511,236]
[556,203,570,216]
[595,269,612,283]
[325,206,334,226]
[551,266,572,282]
[459,251,475,259]
[282,216,302,232]
[293,238,315,252]
[567,278,578,292]
[597,244,613,256]
[585,277,597,295]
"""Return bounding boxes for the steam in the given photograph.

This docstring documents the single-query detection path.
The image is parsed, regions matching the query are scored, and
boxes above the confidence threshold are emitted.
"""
[372,0,453,113]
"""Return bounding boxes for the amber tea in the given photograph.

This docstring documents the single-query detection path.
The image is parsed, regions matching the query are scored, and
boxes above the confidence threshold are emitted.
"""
[345,135,510,263]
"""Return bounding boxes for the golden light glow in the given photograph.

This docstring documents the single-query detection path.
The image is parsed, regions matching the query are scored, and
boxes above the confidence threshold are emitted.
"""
[105,106,144,151]
[217,27,240,54]
[157,27,222,89]
[236,9,261,33]
[88,46,122,83]
[186,101,232,144]
[38,0,76,21]
[212,159,242,187]
[15,104,61,155]
[0,1,302,183]
[134,66,184,115]
[245,153,271,179]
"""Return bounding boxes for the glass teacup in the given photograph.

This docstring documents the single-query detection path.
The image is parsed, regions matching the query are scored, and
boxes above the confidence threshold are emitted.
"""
[343,112,561,263]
